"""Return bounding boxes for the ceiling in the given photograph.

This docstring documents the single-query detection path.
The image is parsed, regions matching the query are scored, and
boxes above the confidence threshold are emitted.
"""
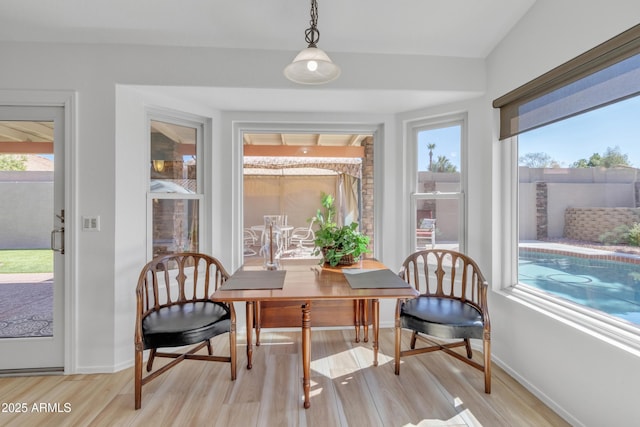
[0,121,54,156]
[0,122,366,151]
[0,121,53,143]
[0,1,535,58]
[244,133,367,147]
[243,132,370,155]
[0,1,536,118]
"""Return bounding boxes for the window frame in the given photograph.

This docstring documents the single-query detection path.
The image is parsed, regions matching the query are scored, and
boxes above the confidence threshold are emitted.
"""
[146,112,206,260]
[500,133,640,354]
[407,113,467,254]
[230,119,384,270]
[495,25,640,353]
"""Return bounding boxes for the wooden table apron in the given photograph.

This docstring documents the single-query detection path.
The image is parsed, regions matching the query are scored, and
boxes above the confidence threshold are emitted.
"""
[211,259,418,409]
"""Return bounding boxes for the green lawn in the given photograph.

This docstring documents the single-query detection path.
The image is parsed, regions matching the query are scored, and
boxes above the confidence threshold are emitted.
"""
[0,249,53,273]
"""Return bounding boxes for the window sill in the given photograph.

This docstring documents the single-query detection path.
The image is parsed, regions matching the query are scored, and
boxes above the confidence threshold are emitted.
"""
[498,285,640,357]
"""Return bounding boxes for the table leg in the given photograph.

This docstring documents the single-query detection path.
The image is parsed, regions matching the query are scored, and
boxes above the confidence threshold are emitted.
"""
[372,299,379,367]
[255,301,261,346]
[302,301,311,409]
[245,301,253,369]
[362,299,369,343]
[354,300,361,343]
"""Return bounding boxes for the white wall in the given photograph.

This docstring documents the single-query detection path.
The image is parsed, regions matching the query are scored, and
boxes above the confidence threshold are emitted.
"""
[487,1,640,426]
[0,41,483,373]
[0,2,637,424]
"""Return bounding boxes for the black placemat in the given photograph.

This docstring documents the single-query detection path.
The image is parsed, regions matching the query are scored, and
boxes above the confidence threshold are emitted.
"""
[343,268,411,289]
[222,270,286,290]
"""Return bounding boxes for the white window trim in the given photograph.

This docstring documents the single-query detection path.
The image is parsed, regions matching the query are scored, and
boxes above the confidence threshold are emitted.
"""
[406,113,468,254]
[498,136,640,357]
[145,111,208,260]
[230,119,385,270]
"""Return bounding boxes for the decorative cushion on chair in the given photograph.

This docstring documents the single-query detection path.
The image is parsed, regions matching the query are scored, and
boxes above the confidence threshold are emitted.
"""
[142,301,231,349]
[401,296,483,340]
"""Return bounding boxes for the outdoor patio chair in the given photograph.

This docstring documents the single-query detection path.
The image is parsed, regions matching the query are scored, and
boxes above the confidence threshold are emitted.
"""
[244,228,258,255]
[395,249,491,393]
[289,218,316,252]
[134,252,236,409]
[416,218,436,249]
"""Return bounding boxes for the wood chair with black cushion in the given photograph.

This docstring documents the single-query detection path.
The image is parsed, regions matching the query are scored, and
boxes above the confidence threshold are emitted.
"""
[134,252,236,409]
[395,249,491,393]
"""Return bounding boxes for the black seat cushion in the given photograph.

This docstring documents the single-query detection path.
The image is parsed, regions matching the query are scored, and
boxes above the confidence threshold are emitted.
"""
[142,301,230,349]
[401,296,483,340]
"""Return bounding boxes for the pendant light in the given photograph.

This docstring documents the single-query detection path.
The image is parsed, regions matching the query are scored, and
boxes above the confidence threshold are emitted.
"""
[284,0,341,85]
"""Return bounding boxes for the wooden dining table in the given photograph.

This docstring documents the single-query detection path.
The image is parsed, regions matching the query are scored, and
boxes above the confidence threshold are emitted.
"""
[211,258,418,409]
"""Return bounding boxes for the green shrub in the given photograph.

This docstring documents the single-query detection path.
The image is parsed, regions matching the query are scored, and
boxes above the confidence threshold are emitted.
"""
[598,225,630,245]
[628,222,640,246]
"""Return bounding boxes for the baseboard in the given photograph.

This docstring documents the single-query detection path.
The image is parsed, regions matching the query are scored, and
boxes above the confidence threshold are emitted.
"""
[73,365,120,375]
[0,367,63,377]
[490,353,583,427]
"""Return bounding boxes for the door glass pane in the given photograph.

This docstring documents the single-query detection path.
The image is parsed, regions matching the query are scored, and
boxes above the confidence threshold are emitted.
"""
[150,120,197,194]
[152,199,199,258]
[0,121,55,338]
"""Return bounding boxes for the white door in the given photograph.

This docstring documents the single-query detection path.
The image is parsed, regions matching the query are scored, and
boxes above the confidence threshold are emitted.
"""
[0,106,65,372]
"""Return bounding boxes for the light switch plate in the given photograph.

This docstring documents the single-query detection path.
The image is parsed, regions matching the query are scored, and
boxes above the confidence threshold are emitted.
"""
[82,216,100,231]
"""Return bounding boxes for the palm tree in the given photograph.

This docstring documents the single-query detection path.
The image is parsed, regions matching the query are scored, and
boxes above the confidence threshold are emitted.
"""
[433,155,457,173]
[427,143,436,171]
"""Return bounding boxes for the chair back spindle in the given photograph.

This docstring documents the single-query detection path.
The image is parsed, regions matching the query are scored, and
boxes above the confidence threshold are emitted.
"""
[400,250,487,311]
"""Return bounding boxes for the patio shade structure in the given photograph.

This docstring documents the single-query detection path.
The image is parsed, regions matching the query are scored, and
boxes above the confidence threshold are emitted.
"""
[243,156,362,239]
[243,156,361,178]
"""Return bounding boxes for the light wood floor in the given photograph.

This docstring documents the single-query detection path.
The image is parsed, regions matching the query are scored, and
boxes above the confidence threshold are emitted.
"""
[0,329,569,427]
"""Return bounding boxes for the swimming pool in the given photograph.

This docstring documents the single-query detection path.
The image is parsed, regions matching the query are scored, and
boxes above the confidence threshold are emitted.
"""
[518,250,640,325]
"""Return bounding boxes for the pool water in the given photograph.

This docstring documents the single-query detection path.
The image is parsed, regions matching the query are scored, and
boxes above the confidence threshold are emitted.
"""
[518,251,640,325]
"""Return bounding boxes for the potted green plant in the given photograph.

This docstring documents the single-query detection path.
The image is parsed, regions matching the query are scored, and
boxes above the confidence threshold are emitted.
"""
[312,193,370,267]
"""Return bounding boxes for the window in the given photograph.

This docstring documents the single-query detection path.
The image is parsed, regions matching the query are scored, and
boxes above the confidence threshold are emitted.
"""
[148,118,203,258]
[241,132,372,264]
[517,95,640,327]
[410,115,466,253]
[495,25,640,334]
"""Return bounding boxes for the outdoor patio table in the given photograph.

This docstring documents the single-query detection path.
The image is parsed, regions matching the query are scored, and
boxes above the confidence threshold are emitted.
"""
[250,224,294,247]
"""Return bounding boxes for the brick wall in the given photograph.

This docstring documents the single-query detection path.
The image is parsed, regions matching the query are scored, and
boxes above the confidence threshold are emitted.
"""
[564,207,640,242]
[536,182,548,239]
[361,137,374,253]
[151,157,198,257]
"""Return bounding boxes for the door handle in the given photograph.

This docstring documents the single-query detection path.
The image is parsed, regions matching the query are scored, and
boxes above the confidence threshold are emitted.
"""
[51,227,65,254]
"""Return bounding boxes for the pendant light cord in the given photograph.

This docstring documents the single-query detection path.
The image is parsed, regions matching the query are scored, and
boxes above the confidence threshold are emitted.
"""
[304,0,320,48]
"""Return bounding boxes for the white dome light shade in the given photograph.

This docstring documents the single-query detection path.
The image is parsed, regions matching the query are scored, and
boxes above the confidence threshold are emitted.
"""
[284,47,341,85]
